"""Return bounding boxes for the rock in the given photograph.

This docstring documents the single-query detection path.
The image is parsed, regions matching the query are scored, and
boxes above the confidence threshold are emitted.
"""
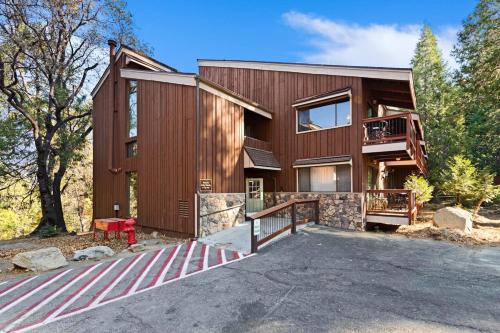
[12,247,68,272]
[150,231,159,238]
[434,207,473,234]
[73,246,115,261]
[128,243,145,252]
[140,239,163,247]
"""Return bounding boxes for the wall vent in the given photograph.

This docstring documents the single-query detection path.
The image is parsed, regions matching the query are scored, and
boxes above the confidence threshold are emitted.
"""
[178,200,189,218]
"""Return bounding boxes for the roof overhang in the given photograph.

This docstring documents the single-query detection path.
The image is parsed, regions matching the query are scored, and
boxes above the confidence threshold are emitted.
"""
[198,59,413,81]
[199,59,417,110]
[293,155,352,168]
[91,46,177,97]
[292,87,351,108]
[119,69,272,119]
[244,147,281,171]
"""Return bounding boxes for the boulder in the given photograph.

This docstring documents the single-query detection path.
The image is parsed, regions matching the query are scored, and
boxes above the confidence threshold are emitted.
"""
[128,243,145,253]
[434,207,473,233]
[140,239,163,247]
[12,247,68,272]
[73,246,115,261]
[150,231,159,238]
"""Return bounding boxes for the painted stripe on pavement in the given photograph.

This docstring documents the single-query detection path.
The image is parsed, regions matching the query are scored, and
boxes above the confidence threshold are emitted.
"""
[94,253,145,305]
[2,265,100,332]
[0,270,71,315]
[0,276,37,298]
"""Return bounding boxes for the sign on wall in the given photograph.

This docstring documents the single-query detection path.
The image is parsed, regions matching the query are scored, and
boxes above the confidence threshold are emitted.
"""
[253,219,261,236]
[200,179,212,193]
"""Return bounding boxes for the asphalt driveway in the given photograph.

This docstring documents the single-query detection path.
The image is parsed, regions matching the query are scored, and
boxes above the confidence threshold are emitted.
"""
[23,226,500,332]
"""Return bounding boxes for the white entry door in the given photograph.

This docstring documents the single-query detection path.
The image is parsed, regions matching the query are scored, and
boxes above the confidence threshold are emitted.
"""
[246,178,264,214]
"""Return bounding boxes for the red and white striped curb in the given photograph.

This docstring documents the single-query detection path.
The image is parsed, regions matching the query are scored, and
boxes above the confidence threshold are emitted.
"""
[0,242,253,333]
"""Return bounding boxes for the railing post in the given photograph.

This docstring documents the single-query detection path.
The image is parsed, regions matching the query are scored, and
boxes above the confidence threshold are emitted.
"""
[314,200,320,224]
[291,203,297,234]
[250,218,257,253]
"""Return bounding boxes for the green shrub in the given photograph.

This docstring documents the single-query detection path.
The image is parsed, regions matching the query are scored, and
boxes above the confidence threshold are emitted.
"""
[441,155,476,205]
[38,225,60,238]
[404,174,434,205]
[470,168,499,215]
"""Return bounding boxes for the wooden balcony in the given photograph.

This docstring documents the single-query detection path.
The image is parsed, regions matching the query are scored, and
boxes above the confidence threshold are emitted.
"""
[362,113,427,175]
[365,189,417,225]
[244,136,271,151]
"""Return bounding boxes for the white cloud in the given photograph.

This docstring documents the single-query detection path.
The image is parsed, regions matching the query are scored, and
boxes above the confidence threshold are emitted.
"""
[283,11,458,69]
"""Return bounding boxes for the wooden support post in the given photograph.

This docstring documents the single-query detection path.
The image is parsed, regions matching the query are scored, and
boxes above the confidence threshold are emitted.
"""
[291,203,297,234]
[250,218,257,253]
[315,200,320,225]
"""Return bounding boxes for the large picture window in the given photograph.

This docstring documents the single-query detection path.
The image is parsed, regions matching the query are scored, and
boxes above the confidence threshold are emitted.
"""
[127,80,138,138]
[127,171,138,218]
[298,164,352,192]
[297,97,351,133]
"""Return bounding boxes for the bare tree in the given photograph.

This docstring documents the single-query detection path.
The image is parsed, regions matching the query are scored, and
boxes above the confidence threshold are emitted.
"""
[0,0,146,233]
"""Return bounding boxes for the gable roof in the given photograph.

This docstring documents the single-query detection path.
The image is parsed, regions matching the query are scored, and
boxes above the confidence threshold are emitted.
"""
[91,45,177,97]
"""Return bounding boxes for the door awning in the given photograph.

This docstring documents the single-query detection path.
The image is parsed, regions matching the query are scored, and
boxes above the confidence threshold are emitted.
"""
[244,147,281,171]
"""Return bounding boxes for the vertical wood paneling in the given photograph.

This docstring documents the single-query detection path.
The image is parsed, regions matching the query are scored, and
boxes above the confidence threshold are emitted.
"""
[199,90,245,193]
[199,66,365,192]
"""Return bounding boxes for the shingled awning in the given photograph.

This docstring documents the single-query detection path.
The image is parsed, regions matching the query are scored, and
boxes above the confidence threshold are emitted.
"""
[293,155,351,167]
[244,147,281,171]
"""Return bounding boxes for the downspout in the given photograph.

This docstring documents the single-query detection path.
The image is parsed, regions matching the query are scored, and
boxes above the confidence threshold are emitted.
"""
[195,76,201,239]
[107,39,120,174]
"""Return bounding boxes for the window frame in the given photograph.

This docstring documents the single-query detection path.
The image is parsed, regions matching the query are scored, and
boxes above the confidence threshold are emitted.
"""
[127,80,138,139]
[295,161,353,193]
[127,171,138,218]
[295,91,352,134]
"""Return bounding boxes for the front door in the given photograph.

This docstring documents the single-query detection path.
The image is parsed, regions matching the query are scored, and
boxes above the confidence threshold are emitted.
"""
[246,178,264,214]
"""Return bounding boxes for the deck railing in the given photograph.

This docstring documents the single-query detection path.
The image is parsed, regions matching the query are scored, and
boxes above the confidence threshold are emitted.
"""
[244,136,271,151]
[247,199,319,253]
[365,189,417,223]
[362,113,427,174]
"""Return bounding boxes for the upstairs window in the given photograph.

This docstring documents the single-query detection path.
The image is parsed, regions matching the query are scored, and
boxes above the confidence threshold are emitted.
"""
[297,97,351,133]
[127,80,138,138]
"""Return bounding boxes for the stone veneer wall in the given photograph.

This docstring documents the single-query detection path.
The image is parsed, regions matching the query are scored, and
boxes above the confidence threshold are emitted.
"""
[199,193,246,237]
[264,192,364,231]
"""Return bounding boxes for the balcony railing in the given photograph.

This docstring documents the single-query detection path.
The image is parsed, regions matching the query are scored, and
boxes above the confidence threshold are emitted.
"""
[365,189,417,223]
[244,136,271,151]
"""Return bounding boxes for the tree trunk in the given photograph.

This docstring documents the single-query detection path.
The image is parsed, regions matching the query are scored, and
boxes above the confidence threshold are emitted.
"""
[31,146,67,234]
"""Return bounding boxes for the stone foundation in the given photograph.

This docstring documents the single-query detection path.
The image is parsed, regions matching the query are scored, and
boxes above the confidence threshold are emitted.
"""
[199,193,245,237]
[264,192,364,231]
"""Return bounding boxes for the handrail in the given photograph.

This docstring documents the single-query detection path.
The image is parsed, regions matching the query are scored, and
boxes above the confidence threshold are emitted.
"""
[199,203,245,218]
[362,112,412,123]
[366,189,412,194]
[244,136,271,151]
[249,198,320,253]
[247,198,319,221]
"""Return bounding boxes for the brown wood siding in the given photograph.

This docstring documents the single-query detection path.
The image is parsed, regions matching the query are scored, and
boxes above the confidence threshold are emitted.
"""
[93,56,196,237]
[136,80,196,235]
[199,90,245,193]
[92,74,115,219]
[200,67,365,192]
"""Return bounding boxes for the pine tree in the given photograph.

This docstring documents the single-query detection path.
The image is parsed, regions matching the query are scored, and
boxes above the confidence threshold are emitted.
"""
[453,0,500,175]
[411,25,464,186]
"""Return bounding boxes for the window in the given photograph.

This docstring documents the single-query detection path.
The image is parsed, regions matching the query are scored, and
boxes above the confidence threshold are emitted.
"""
[298,164,352,192]
[127,172,138,218]
[127,80,137,138]
[126,141,137,158]
[297,98,351,133]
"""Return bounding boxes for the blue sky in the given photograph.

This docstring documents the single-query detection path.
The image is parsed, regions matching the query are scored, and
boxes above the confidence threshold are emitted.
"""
[127,0,476,72]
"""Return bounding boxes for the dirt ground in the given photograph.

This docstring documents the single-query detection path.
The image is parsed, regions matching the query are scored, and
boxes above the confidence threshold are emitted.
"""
[393,205,500,247]
[0,231,181,279]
